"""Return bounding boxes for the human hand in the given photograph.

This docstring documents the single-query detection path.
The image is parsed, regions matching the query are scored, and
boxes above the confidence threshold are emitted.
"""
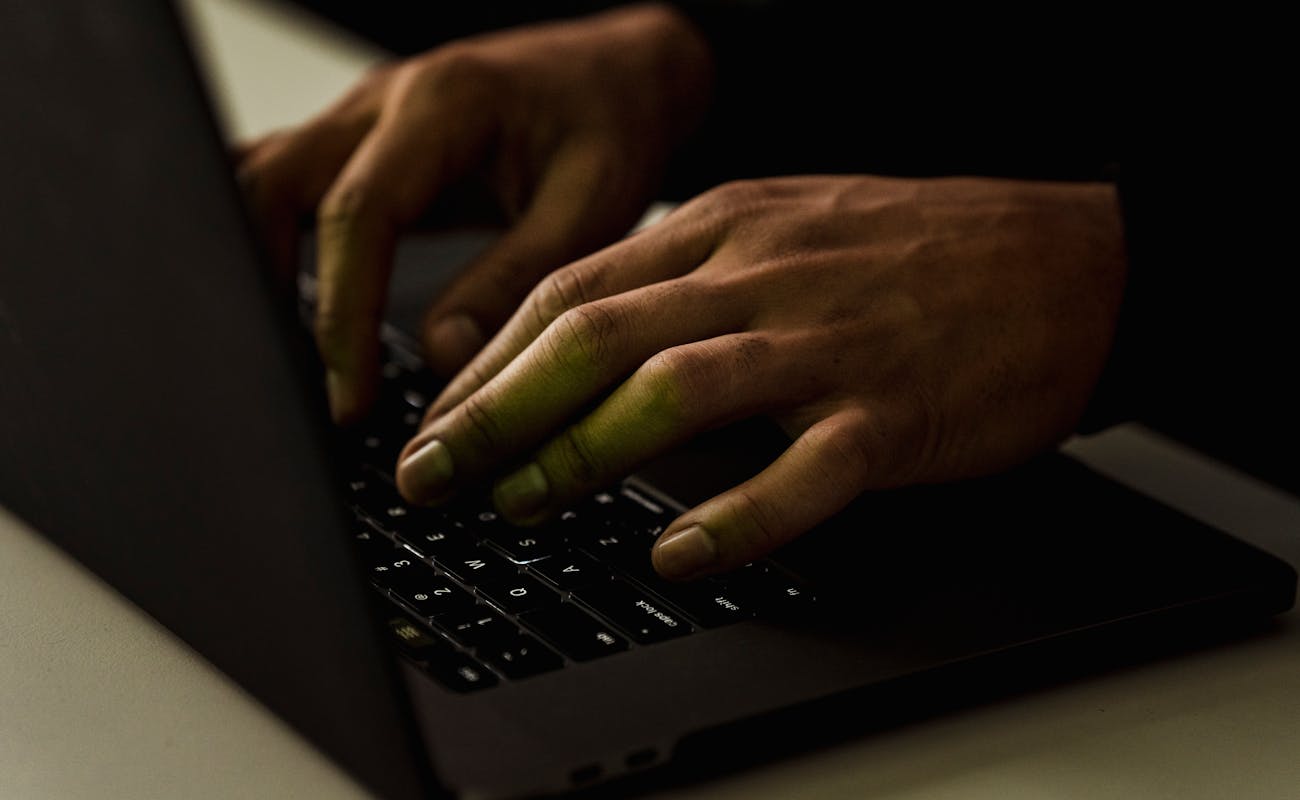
[235,3,712,423]
[395,175,1127,579]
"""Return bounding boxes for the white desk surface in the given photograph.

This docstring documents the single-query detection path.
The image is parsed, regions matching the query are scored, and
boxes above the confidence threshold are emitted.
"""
[3,2,1298,797]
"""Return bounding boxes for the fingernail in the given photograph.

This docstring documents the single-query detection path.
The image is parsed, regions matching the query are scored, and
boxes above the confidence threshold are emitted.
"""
[399,439,454,502]
[653,525,717,580]
[428,314,484,374]
[494,463,550,521]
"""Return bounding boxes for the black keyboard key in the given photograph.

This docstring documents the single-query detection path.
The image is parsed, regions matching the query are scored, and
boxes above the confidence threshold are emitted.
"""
[436,608,521,650]
[367,554,419,590]
[375,401,424,434]
[389,571,477,620]
[371,503,447,540]
[684,589,755,627]
[385,619,497,693]
[574,581,692,644]
[481,634,563,679]
[614,485,674,538]
[521,603,628,662]
[435,544,517,585]
[385,615,444,661]
[352,527,395,563]
[564,491,629,536]
[345,472,401,516]
[631,573,756,628]
[534,506,603,542]
[395,525,475,562]
[729,567,817,617]
[353,431,405,474]
[349,478,450,543]
[366,552,431,587]
[424,649,499,693]
[587,489,620,511]
[476,573,559,615]
[530,551,610,591]
[375,371,431,410]
[482,528,564,563]
[443,500,511,537]
[575,530,654,577]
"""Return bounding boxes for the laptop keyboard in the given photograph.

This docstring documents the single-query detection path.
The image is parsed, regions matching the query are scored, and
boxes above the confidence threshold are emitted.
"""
[345,340,816,692]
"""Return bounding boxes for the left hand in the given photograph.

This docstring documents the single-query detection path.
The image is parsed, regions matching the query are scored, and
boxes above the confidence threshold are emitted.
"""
[395,175,1127,580]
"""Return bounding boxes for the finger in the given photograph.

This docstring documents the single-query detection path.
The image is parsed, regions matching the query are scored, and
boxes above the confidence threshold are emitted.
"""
[240,122,368,284]
[314,85,495,424]
[419,142,652,377]
[651,409,878,580]
[236,74,390,282]
[425,204,720,421]
[229,130,282,168]
[489,331,822,524]
[395,276,741,504]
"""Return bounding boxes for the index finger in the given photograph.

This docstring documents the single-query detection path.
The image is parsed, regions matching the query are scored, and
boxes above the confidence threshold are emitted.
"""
[396,258,736,505]
[423,203,718,422]
[314,81,493,424]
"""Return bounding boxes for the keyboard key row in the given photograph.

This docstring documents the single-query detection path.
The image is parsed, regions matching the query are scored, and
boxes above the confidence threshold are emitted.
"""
[350,463,815,692]
[385,616,498,693]
[573,581,692,645]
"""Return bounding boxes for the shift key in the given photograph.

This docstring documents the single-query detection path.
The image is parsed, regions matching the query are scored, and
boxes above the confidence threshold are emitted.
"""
[574,581,692,644]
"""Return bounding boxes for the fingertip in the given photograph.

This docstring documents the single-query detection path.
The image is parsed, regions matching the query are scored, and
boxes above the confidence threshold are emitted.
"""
[395,437,455,506]
[492,462,550,524]
[325,370,358,426]
[652,524,719,581]
[325,367,377,427]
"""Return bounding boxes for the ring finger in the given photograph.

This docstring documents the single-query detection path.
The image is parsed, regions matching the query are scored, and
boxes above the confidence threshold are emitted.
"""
[490,329,826,524]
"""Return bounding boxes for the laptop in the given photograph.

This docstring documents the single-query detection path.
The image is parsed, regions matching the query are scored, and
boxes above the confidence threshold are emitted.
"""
[0,2,1294,798]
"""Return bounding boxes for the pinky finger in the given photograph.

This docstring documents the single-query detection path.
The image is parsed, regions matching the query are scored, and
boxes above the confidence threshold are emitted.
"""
[651,409,878,580]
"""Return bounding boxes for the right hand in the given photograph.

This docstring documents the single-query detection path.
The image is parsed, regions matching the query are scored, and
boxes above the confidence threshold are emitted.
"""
[235,3,713,423]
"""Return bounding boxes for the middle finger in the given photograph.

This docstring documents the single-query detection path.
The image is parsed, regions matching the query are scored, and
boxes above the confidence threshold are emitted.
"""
[395,273,741,504]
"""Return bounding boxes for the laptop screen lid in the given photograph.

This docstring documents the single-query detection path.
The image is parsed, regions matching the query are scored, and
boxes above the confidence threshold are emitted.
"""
[0,2,440,797]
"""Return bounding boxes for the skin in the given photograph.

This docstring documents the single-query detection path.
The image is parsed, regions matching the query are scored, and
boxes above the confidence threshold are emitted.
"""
[397,175,1126,579]
[236,3,713,423]
[238,3,1129,580]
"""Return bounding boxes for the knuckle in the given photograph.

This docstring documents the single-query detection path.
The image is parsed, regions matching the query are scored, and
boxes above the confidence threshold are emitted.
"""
[532,266,600,322]
[813,417,877,489]
[456,392,504,451]
[704,179,768,213]
[678,179,775,239]
[550,301,621,371]
[638,347,709,423]
[724,331,774,376]
[411,46,500,99]
[457,358,496,400]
